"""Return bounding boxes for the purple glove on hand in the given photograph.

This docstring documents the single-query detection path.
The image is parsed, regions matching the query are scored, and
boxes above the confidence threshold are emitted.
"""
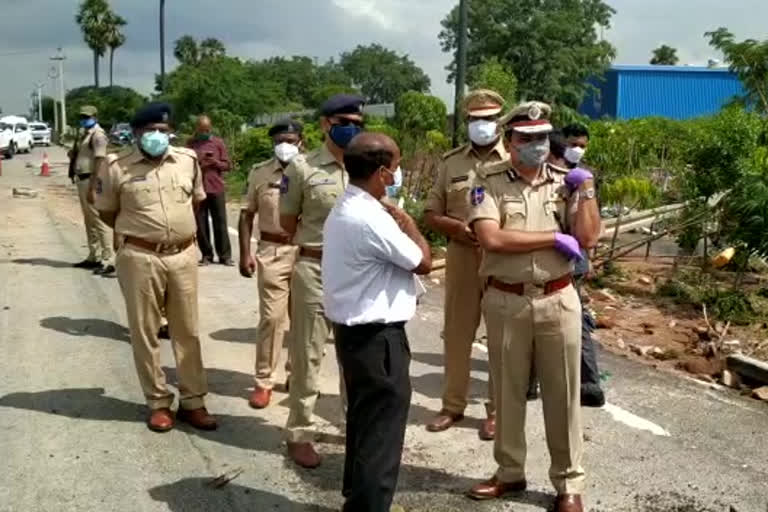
[554,233,584,261]
[564,167,594,192]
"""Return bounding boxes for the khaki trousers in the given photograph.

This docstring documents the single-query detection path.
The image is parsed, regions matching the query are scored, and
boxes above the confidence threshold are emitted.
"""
[442,241,494,415]
[483,284,585,494]
[254,242,297,389]
[116,243,207,410]
[76,177,114,264]
[285,257,346,442]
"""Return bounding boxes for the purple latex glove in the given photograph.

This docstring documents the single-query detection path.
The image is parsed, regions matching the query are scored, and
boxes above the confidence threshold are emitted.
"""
[564,167,594,192]
[554,233,584,261]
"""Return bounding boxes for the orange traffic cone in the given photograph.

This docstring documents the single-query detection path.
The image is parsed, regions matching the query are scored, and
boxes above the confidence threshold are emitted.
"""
[40,152,50,177]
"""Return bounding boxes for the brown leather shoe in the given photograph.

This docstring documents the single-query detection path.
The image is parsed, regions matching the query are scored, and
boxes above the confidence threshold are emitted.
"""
[467,476,527,500]
[555,494,583,512]
[248,387,272,409]
[287,441,321,468]
[426,410,464,432]
[479,414,495,441]
[147,407,174,432]
[177,407,218,430]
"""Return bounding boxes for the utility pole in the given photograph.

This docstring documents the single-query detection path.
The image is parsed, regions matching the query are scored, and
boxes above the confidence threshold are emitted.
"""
[48,65,59,134]
[50,48,67,136]
[159,0,166,92]
[34,82,44,121]
[452,0,469,147]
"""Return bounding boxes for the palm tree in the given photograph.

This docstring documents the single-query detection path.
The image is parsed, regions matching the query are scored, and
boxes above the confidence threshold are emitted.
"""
[174,35,200,66]
[75,0,112,88]
[105,13,127,88]
[159,0,166,91]
[199,38,226,60]
[650,45,679,66]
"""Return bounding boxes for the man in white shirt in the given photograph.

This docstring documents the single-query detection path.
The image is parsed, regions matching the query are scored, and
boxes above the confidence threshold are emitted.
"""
[323,133,431,512]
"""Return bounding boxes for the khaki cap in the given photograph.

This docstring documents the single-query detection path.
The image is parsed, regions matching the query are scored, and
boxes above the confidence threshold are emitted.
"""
[79,105,98,117]
[499,101,553,134]
[463,89,505,117]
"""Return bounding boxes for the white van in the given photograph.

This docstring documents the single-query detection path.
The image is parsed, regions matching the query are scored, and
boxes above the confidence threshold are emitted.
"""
[0,115,34,158]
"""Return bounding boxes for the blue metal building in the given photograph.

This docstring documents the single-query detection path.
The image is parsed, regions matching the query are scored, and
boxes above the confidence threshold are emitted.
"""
[580,65,745,120]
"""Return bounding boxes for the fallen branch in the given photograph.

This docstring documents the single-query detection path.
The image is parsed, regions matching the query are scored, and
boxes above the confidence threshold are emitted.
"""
[207,467,244,489]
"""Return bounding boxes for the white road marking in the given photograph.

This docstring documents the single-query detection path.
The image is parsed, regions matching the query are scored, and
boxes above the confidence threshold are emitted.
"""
[472,342,488,353]
[603,403,671,437]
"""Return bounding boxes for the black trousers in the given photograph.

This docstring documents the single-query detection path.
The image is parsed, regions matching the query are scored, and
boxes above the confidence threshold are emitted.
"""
[334,322,412,512]
[196,192,231,261]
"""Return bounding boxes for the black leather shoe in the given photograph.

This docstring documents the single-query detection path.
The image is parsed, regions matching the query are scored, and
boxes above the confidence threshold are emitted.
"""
[94,264,116,276]
[198,257,213,267]
[73,259,101,269]
[581,389,606,408]
[220,258,235,267]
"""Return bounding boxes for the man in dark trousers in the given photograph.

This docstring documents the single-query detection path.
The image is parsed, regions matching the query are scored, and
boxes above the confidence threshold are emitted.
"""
[322,132,432,512]
[188,115,233,266]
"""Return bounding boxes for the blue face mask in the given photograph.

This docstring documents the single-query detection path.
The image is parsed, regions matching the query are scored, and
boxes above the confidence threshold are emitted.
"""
[80,118,96,129]
[329,123,361,148]
[140,130,170,157]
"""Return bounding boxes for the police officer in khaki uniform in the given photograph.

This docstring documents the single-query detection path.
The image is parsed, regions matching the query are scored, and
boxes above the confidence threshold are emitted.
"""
[279,94,363,469]
[424,89,508,440]
[465,102,600,512]
[238,119,303,409]
[94,103,217,433]
[71,105,115,275]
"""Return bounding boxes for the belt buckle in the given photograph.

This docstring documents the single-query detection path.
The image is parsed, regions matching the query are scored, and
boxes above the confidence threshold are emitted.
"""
[157,243,178,255]
[524,282,547,298]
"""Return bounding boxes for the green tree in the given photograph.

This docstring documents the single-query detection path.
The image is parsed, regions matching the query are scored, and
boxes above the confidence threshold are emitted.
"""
[467,57,518,106]
[173,35,199,66]
[66,86,147,127]
[706,27,768,113]
[199,38,226,60]
[650,44,679,65]
[105,13,127,88]
[75,0,113,88]
[439,0,615,108]
[340,44,431,103]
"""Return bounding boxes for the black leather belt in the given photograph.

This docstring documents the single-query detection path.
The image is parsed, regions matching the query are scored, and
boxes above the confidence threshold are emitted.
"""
[77,173,92,180]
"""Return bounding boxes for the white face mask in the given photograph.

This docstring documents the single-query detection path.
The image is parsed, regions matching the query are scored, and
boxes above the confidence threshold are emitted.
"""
[385,166,403,198]
[564,146,585,164]
[274,142,300,163]
[468,119,498,146]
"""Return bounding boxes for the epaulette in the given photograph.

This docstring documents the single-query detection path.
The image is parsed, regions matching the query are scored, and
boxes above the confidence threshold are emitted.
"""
[110,148,136,166]
[442,144,468,160]
[477,160,510,179]
[547,162,569,174]
[173,146,198,160]
[251,158,276,172]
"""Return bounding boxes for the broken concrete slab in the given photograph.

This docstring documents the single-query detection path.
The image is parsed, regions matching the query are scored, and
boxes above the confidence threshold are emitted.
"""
[726,354,768,386]
[12,187,39,199]
[751,386,768,401]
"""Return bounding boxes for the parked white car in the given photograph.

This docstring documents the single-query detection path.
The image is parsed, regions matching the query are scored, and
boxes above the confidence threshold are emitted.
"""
[29,122,51,146]
[0,115,33,158]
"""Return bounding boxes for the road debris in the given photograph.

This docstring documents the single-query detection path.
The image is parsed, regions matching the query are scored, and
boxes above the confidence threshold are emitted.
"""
[751,386,768,401]
[206,467,244,488]
[12,187,39,199]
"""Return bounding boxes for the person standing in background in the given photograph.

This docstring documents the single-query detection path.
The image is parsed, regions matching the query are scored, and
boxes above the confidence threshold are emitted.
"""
[323,132,432,512]
[238,119,303,409]
[70,105,115,275]
[188,115,233,266]
[424,89,508,440]
[561,123,605,407]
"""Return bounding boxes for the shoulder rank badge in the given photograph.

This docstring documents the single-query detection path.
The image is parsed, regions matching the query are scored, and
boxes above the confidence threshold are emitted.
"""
[280,174,289,194]
[470,186,485,206]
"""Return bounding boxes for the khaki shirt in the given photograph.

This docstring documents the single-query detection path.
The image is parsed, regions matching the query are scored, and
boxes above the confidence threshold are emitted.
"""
[244,158,285,234]
[468,162,574,284]
[94,146,206,245]
[279,144,346,249]
[75,125,108,175]
[424,138,508,221]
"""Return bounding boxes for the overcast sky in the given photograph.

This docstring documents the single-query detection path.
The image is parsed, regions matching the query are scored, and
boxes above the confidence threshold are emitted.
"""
[1,0,766,116]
